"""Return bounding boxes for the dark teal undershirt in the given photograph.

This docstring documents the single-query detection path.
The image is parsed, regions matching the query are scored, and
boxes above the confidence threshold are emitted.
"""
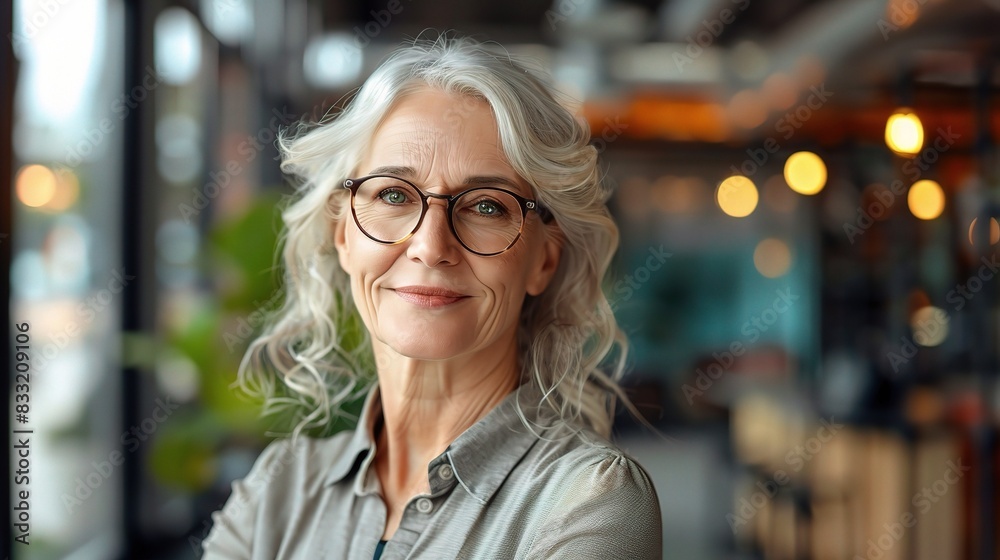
[373,539,387,560]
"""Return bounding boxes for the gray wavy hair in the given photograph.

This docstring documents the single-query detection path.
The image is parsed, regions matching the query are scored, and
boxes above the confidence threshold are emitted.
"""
[237,33,650,442]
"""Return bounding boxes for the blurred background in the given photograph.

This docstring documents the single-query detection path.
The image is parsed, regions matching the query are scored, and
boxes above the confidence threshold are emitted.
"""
[3,0,1000,558]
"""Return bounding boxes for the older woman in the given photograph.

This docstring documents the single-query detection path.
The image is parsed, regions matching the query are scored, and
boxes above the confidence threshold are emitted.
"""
[201,35,662,559]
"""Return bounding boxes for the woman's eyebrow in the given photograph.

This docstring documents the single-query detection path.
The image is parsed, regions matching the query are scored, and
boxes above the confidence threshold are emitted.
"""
[366,167,528,195]
[367,165,416,177]
[462,175,528,195]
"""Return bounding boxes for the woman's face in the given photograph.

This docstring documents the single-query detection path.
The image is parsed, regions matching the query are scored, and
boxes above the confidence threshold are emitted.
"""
[334,87,562,362]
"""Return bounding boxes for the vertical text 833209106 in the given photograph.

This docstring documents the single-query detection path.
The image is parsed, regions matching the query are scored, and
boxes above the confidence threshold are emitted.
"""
[13,322,33,545]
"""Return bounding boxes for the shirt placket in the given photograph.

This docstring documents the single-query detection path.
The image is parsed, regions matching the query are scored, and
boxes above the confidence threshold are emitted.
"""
[380,455,459,559]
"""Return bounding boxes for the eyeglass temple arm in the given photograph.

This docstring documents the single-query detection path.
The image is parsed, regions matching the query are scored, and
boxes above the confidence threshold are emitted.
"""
[526,200,554,223]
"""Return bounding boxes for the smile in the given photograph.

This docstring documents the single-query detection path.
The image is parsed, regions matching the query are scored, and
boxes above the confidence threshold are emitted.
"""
[392,286,470,308]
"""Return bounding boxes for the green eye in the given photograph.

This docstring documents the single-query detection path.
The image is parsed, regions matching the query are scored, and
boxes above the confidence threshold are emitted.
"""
[477,201,500,215]
[379,189,408,204]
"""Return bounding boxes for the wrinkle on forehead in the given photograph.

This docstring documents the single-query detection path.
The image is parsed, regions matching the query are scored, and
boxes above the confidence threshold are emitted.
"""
[360,88,528,195]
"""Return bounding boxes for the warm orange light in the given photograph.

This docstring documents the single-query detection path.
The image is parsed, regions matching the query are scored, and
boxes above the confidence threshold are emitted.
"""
[885,109,924,156]
[910,306,948,347]
[754,238,792,278]
[886,0,920,29]
[783,151,827,195]
[16,164,58,208]
[45,169,80,211]
[907,180,944,220]
[717,175,758,217]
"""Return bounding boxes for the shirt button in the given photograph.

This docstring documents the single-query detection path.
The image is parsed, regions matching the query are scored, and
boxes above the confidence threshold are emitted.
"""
[415,497,434,513]
[438,464,454,480]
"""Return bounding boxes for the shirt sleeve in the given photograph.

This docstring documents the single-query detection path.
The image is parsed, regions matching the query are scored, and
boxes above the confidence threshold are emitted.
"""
[524,452,663,560]
[200,439,293,559]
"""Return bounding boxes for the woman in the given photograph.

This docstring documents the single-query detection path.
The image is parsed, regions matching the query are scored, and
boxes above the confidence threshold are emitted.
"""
[202,34,662,559]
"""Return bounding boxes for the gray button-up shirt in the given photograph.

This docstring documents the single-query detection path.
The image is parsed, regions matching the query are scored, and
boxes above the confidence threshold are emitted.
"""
[201,381,662,559]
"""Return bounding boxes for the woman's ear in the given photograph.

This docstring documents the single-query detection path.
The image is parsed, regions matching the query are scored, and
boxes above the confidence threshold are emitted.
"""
[334,218,351,274]
[526,223,564,297]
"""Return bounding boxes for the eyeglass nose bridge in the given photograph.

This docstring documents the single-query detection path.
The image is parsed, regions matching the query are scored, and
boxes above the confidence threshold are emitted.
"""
[423,191,452,201]
[401,190,460,250]
[421,190,455,212]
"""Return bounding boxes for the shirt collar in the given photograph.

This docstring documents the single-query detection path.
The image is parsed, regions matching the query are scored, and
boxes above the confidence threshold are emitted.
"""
[323,381,555,505]
[445,381,552,504]
[323,382,383,487]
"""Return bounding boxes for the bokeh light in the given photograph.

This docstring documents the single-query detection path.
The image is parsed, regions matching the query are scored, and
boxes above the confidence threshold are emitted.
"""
[886,0,921,29]
[783,151,827,195]
[717,175,759,217]
[795,54,827,87]
[652,176,707,215]
[617,176,652,222]
[754,238,793,278]
[154,7,202,85]
[46,168,81,211]
[304,32,364,88]
[911,306,948,347]
[907,180,945,220]
[731,41,770,82]
[885,109,924,156]
[762,72,798,111]
[968,216,1000,247]
[16,164,57,208]
[728,89,768,130]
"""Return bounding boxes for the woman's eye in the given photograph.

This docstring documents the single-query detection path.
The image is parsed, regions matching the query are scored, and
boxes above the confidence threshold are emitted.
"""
[476,201,500,215]
[379,189,408,204]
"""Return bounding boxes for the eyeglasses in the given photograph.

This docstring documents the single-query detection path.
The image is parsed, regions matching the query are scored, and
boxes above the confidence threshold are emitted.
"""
[342,174,552,256]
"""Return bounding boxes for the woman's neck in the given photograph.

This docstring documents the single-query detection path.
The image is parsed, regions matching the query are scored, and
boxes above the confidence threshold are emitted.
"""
[370,340,522,502]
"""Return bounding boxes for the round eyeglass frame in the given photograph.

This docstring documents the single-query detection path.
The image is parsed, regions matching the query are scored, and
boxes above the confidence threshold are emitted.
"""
[342,174,553,257]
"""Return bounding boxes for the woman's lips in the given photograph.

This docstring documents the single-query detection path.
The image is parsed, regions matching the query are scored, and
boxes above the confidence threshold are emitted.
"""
[393,286,469,308]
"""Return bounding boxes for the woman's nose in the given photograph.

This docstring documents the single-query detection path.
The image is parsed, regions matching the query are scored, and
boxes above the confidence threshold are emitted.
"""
[405,199,461,267]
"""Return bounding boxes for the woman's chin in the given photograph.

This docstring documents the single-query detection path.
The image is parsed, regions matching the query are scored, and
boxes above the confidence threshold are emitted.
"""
[379,333,473,362]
